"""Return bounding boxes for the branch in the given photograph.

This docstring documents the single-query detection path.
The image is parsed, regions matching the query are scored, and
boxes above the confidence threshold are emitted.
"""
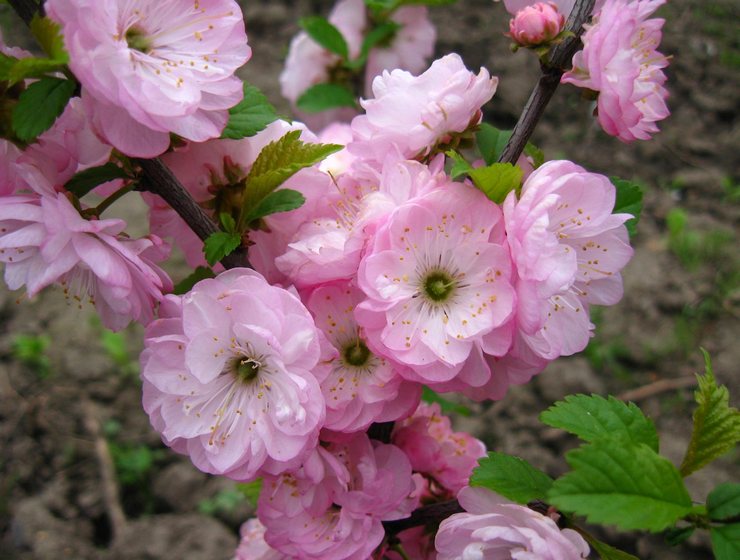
[135,158,250,270]
[382,499,463,536]
[498,0,595,165]
[617,376,697,402]
[7,0,43,25]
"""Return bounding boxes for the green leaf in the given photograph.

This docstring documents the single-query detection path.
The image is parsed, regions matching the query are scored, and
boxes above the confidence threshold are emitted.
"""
[219,212,237,233]
[221,83,278,139]
[680,350,740,477]
[243,188,305,224]
[0,53,16,77]
[296,83,357,113]
[64,163,131,198]
[299,17,349,59]
[476,124,511,165]
[709,483,740,521]
[12,77,76,142]
[469,162,523,204]
[548,439,693,532]
[173,266,215,295]
[523,141,545,168]
[30,15,68,61]
[580,533,640,560]
[1,15,70,85]
[445,150,473,180]
[236,479,262,507]
[240,130,341,226]
[346,22,401,69]
[711,524,740,560]
[665,526,695,546]
[611,177,643,237]
[540,394,659,452]
[470,452,553,504]
[203,231,241,267]
[421,386,471,417]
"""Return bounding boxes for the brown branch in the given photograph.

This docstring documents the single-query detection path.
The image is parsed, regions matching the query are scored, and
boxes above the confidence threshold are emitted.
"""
[498,0,596,165]
[7,0,43,25]
[81,400,127,541]
[383,499,463,536]
[617,376,697,402]
[134,158,250,270]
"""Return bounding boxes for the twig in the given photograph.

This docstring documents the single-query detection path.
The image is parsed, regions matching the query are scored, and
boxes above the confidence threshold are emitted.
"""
[134,158,250,270]
[498,0,596,164]
[382,499,463,536]
[81,400,127,541]
[7,0,43,25]
[617,376,697,402]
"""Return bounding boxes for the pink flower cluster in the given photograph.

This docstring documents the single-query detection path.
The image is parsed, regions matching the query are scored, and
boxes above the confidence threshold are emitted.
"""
[561,0,670,142]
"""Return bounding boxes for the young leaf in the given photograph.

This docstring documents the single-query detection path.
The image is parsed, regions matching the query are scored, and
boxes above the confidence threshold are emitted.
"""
[219,212,237,233]
[548,439,693,532]
[711,524,740,560]
[30,15,69,61]
[540,394,659,452]
[523,141,545,168]
[708,483,740,521]
[173,266,215,295]
[579,532,640,560]
[421,386,471,417]
[240,131,341,225]
[64,163,131,198]
[203,231,241,267]
[236,478,262,507]
[680,350,740,477]
[445,150,473,180]
[296,83,357,113]
[242,189,305,225]
[469,162,523,204]
[299,17,349,59]
[12,77,76,142]
[611,177,643,237]
[470,452,553,504]
[0,53,16,78]
[476,124,512,165]
[221,83,278,139]
[664,526,695,546]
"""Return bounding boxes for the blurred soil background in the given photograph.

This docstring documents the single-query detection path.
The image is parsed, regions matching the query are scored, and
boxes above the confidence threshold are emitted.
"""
[0,1,738,558]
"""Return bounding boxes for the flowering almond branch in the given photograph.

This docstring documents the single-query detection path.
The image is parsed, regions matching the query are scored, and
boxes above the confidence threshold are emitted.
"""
[498,0,596,164]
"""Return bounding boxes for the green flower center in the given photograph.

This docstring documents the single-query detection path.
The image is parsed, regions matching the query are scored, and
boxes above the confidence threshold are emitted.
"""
[342,340,371,368]
[423,270,456,302]
[125,27,152,53]
[233,357,260,384]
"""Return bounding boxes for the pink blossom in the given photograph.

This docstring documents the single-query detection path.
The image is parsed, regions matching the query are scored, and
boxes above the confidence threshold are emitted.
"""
[308,281,421,436]
[436,487,590,559]
[562,0,670,142]
[47,0,251,157]
[504,160,634,360]
[140,268,325,481]
[507,2,565,47]
[234,519,286,560]
[364,6,436,95]
[355,184,515,386]
[0,141,22,196]
[351,54,498,162]
[393,402,486,495]
[0,191,171,330]
[259,433,416,559]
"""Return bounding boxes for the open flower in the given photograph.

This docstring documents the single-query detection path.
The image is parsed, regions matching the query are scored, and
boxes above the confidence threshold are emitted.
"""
[141,268,325,481]
[436,486,590,559]
[561,0,670,142]
[356,183,515,386]
[47,0,251,157]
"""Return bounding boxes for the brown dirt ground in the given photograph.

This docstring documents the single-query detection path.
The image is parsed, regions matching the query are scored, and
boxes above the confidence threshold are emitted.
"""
[0,1,737,558]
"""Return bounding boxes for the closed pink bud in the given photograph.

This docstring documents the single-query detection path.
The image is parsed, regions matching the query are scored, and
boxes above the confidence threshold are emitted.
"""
[508,2,565,47]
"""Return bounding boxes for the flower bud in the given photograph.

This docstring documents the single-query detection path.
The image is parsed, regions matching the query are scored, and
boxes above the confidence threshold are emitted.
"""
[507,2,565,47]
